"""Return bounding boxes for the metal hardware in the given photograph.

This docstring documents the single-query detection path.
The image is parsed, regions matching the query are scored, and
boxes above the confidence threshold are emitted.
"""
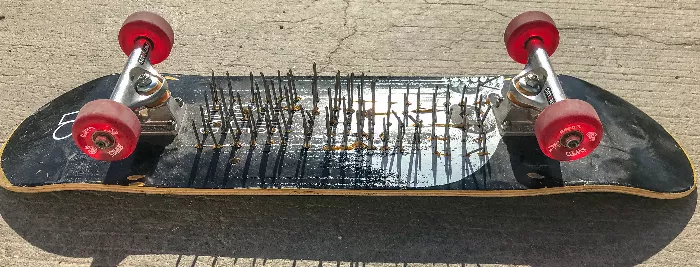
[110,37,183,140]
[493,38,568,136]
[92,131,116,149]
[137,96,185,137]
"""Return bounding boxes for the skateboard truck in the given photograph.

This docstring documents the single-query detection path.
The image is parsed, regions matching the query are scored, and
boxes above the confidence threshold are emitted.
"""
[112,37,183,140]
[71,11,182,161]
[491,11,604,161]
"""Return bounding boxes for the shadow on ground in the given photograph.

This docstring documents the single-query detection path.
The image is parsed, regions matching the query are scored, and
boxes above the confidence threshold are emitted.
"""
[0,189,695,267]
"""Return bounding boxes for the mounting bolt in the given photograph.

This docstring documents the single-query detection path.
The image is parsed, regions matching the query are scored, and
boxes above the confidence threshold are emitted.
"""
[174,97,184,107]
[494,95,504,108]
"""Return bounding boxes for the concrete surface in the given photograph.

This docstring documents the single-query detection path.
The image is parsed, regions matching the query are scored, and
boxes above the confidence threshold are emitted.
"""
[0,0,699,266]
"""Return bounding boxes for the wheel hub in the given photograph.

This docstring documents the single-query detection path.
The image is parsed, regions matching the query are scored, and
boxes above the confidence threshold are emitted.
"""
[92,131,116,149]
[560,131,583,149]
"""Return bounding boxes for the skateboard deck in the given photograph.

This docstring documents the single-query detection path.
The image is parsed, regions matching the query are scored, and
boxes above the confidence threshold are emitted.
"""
[0,71,695,198]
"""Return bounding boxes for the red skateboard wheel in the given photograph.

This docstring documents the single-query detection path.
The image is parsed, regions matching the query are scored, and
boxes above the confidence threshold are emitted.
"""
[504,11,559,64]
[534,99,603,161]
[118,11,174,65]
[72,99,141,161]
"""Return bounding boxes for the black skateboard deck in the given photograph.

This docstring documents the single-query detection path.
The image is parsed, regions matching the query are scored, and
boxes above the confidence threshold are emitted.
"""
[0,71,695,198]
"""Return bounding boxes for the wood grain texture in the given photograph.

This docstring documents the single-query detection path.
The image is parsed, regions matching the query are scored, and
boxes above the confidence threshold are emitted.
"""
[0,0,699,266]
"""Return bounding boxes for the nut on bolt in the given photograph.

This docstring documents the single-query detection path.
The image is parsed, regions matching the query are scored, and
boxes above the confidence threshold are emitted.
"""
[516,72,543,96]
[525,72,540,86]
[91,131,116,149]
[134,73,161,94]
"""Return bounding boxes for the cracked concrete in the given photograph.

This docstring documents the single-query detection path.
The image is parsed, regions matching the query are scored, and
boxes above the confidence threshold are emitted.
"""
[322,0,358,72]
[0,0,700,266]
[423,0,509,18]
[561,25,700,47]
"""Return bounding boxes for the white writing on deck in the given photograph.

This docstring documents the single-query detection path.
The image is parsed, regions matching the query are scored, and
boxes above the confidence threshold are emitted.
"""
[53,111,79,141]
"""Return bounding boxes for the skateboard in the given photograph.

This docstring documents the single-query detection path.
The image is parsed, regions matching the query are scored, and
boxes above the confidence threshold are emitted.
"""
[0,11,694,198]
